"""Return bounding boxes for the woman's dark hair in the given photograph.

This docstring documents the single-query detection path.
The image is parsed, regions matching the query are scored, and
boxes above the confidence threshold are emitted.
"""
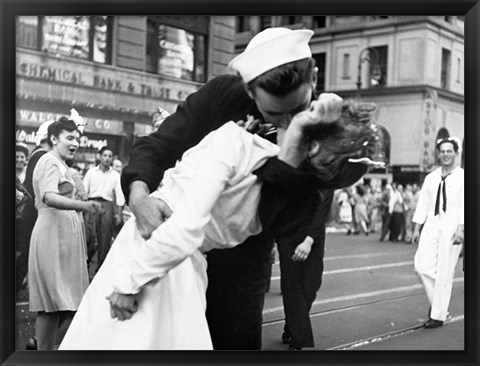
[305,99,382,186]
[308,99,380,159]
[248,57,316,97]
[47,117,80,147]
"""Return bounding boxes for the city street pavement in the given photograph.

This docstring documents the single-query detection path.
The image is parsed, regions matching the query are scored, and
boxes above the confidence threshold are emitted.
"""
[262,229,465,351]
[15,228,465,351]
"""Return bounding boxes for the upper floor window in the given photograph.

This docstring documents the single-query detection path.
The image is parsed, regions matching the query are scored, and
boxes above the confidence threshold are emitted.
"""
[279,16,302,26]
[236,16,252,33]
[16,16,112,64]
[313,52,326,93]
[16,16,38,49]
[369,46,388,87]
[260,16,272,30]
[441,48,451,89]
[342,53,351,79]
[456,57,462,83]
[370,16,389,21]
[313,16,326,28]
[147,19,207,82]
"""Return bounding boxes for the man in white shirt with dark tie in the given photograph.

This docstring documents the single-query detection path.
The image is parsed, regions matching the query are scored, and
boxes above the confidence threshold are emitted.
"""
[412,137,464,329]
[84,146,125,272]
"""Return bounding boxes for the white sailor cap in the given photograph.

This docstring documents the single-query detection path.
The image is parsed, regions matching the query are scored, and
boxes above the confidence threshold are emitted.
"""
[228,27,314,84]
[35,120,55,145]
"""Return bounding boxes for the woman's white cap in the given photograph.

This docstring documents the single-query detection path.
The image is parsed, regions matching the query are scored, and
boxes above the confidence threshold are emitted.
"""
[228,27,314,84]
[35,120,55,145]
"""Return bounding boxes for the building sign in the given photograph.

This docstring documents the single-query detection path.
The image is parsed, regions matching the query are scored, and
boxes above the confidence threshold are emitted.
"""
[16,127,109,151]
[16,109,125,136]
[421,89,437,171]
[392,165,421,174]
[17,52,199,103]
[399,166,421,173]
[42,16,90,60]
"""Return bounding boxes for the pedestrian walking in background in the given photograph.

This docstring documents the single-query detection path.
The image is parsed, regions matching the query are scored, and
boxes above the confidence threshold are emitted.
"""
[28,117,102,350]
[338,188,354,234]
[402,183,414,243]
[112,157,124,174]
[348,186,359,234]
[83,146,125,272]
[16,142,29,183]
[388,182,404,242]
[396,184,406,241]
[371,186,383,233]
[379,184,392,241]
[353,184,370,235]
[15,176,31,296]
[118,27,372,350]
[365,184,375,231]
[277,190,333,350]
[16,177,31,218]
[412,137,464,329]
[328,190,341,227]
[111,157,126,237]
[15,143,31,295]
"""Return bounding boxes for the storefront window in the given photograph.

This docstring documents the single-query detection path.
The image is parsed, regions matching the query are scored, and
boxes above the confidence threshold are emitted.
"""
[16,16,111,64]
[147,20,207,82]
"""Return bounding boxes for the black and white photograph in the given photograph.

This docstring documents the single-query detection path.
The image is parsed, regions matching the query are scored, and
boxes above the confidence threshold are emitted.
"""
[2,2,479,366]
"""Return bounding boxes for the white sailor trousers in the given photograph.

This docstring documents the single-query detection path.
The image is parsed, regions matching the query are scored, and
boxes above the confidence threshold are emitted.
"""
[414,214,462,321]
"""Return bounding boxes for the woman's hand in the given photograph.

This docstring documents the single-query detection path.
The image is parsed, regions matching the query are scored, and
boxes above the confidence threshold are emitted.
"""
[106,291,139,321]
[83,201,103,214]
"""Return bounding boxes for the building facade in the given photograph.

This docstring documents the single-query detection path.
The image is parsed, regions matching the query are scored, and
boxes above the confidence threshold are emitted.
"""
[234,15,465,187]
[16,15,236,174]
[16,15,464,185]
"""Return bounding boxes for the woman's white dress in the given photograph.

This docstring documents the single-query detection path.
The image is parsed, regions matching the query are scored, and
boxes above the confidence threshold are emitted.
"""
[59,122,279,350]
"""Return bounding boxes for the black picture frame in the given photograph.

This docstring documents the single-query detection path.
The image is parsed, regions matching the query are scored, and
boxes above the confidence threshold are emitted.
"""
[1,1,478,365]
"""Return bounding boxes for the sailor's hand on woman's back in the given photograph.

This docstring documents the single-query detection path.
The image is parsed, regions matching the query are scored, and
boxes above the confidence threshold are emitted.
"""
[129,181,173,239]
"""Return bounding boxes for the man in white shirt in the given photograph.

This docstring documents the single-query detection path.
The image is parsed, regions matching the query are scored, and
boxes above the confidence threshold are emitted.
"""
[412,137,464,329]
[84,146,125,271]
[388,183,404,242]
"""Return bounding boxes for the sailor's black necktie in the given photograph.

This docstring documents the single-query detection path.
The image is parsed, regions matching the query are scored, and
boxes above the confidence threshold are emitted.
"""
[434,174,450,216]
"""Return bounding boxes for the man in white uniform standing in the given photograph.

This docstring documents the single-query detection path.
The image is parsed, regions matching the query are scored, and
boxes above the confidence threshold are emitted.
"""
[412,137,464,329]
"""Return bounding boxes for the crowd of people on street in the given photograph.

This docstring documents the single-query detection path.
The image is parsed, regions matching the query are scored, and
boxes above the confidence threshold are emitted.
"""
[14,27,464,352]
[329,180,421,244]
